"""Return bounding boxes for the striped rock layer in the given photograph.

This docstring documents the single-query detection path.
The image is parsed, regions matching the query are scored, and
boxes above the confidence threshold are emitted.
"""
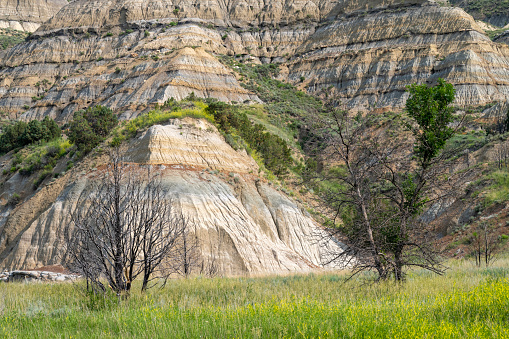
[0,0,508,120]
[0,0,67,32]
[0,119,341,274]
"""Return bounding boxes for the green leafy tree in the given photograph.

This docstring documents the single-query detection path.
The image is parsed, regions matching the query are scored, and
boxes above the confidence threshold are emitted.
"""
[405,78,456,166]
[19,120,48,145]
[42,116,61,141]
[0,117,61,154]
[206,102,293,177]
[69,106,118,154]
[0,121,27,153]
[310,79,461,282]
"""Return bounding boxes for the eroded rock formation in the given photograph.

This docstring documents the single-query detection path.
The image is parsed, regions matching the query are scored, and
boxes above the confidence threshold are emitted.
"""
[0,270,78,283]
[0,0,509,119]
[290,0,509,110]
[0,0,67,32]
[0,119,341,274]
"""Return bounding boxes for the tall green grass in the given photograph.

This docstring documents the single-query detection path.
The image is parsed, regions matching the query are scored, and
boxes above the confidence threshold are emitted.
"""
[1,260,508,338]
[0,28,27,50]
[113,101,214,144]
[484,170,509,206]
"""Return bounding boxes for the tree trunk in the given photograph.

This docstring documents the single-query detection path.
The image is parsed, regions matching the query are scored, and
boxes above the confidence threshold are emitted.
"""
[394,249,403,282]
[142,272,150,292]
[356,186,385,279]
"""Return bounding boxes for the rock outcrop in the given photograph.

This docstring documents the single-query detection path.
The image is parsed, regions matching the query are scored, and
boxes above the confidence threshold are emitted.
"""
[1,0,509,119]
[289,1,509,110]
[0,119,341,275]
[39,0,334,30]
[0,0,67,32]
[8,45,257,122]
[0,270,78,283]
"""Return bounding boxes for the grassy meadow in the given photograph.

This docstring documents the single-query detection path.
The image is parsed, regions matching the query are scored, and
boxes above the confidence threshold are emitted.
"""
[0,259,508,338]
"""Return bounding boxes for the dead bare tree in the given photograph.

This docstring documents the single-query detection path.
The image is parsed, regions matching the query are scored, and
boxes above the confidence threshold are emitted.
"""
[63,147,187,295]
[486,108,509,135]
[495,142,509,169]
[470,223,500,267]
[199,236,223,278]
[169,221,202,278]
[305,80,468,282]
[168,225,223,279]
[306,110,392,280]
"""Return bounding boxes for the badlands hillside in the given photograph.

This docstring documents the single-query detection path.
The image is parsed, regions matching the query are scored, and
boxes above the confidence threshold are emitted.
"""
[449,0,509,28]
[0,0,66,32]
[1,0,509,275]
[1,0,509,121]
[0,115,337,273]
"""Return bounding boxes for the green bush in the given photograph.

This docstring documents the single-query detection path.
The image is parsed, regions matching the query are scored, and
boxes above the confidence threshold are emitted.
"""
[218,57,325,150]
[68,105,118,154]
[0,121,27,153]
[8,193,21,206]
[33,169,53,188]
[0,28,27,49]
[114,101,213,144]
[0,117,61,154]
[484,170,509,206]
[16,139,72,176]
[450,0,509,23]
[206,101,293,177]
[19,152,43,175]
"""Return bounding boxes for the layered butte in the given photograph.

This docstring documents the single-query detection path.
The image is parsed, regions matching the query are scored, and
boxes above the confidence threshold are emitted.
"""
[1,0,509,118]
[291,1,509,110]
[0,119,342,274]
[0,0,67,32]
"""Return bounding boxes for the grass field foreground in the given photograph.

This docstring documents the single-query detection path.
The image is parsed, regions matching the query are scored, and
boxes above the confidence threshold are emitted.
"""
[0,260,508,338]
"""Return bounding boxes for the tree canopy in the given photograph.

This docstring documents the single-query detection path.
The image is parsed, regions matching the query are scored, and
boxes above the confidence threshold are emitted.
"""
[0,116,61,154]
[307,79,461,282]
[68,105,118,154]
[406,78,456,166]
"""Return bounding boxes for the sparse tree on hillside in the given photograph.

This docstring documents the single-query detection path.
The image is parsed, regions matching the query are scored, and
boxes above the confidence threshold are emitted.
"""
[169,222,201,278]
[307,79,466,282]
[486,108,509,135]
[495,141,509,169]
[68,105,118,154]
[471,222,500,267]
[63,147,188,295]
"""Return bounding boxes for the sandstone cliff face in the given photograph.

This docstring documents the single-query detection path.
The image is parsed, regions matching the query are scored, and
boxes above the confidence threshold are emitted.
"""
[1,0,509,118]
[0,0,67,32]
[0,119,339,274]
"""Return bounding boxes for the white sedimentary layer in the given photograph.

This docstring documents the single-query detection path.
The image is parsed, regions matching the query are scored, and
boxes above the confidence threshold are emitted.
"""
[0,120,344,275]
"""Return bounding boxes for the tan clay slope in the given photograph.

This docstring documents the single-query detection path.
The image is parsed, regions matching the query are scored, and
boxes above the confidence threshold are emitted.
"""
[1,46,257,122]
[1,0,509,118]
[127,120,259,173]
[0,0,67,32]
[0,119,341,274]
[290,3,509,110]
[39,0,336,31]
